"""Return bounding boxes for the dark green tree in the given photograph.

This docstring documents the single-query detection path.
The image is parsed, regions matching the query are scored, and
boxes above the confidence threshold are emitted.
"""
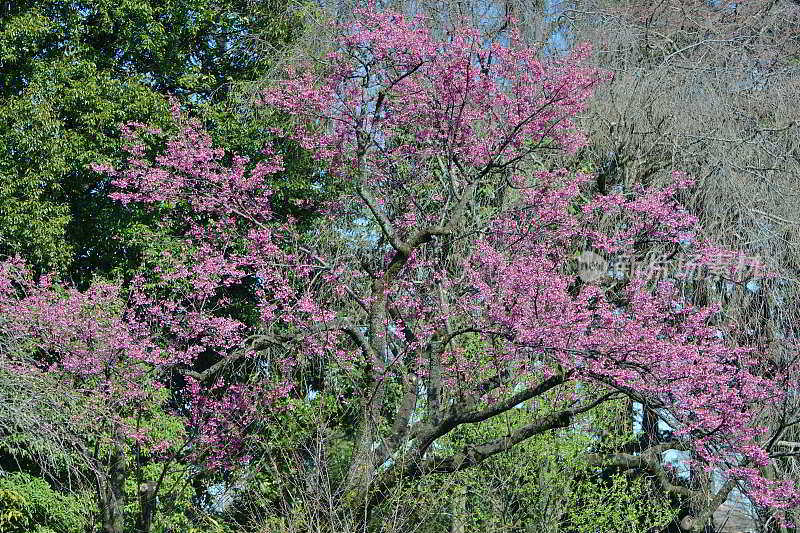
[0,0,314,282]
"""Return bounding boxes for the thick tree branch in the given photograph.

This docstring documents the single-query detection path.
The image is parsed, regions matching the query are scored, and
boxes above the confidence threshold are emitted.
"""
[413,371,572,456]
[453,371,573,425]
[420,391,619,475]
[586,441,696,500]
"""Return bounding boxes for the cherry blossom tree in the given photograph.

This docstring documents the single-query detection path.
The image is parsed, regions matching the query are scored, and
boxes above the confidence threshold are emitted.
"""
[3,6,799,532]
[0,258,187,533]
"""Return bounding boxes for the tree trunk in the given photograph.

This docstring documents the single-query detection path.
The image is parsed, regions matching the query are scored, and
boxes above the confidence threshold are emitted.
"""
[135,481,157,533]
[99,431,127,533]
[450,483,467,533]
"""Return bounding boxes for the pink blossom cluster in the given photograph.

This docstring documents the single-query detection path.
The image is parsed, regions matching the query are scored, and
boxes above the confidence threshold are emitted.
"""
[0,257,171,452]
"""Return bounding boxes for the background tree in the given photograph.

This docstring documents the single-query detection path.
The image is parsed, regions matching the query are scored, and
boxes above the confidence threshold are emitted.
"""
[0,0,313,281]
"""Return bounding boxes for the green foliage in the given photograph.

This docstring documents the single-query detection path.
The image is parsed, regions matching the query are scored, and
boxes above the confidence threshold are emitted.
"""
[0,1,303,99]
[0,33,173,275]
[457,407,675,533]
[0,487,25,531]
[567,474,676,533]
[0,472,93,533]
